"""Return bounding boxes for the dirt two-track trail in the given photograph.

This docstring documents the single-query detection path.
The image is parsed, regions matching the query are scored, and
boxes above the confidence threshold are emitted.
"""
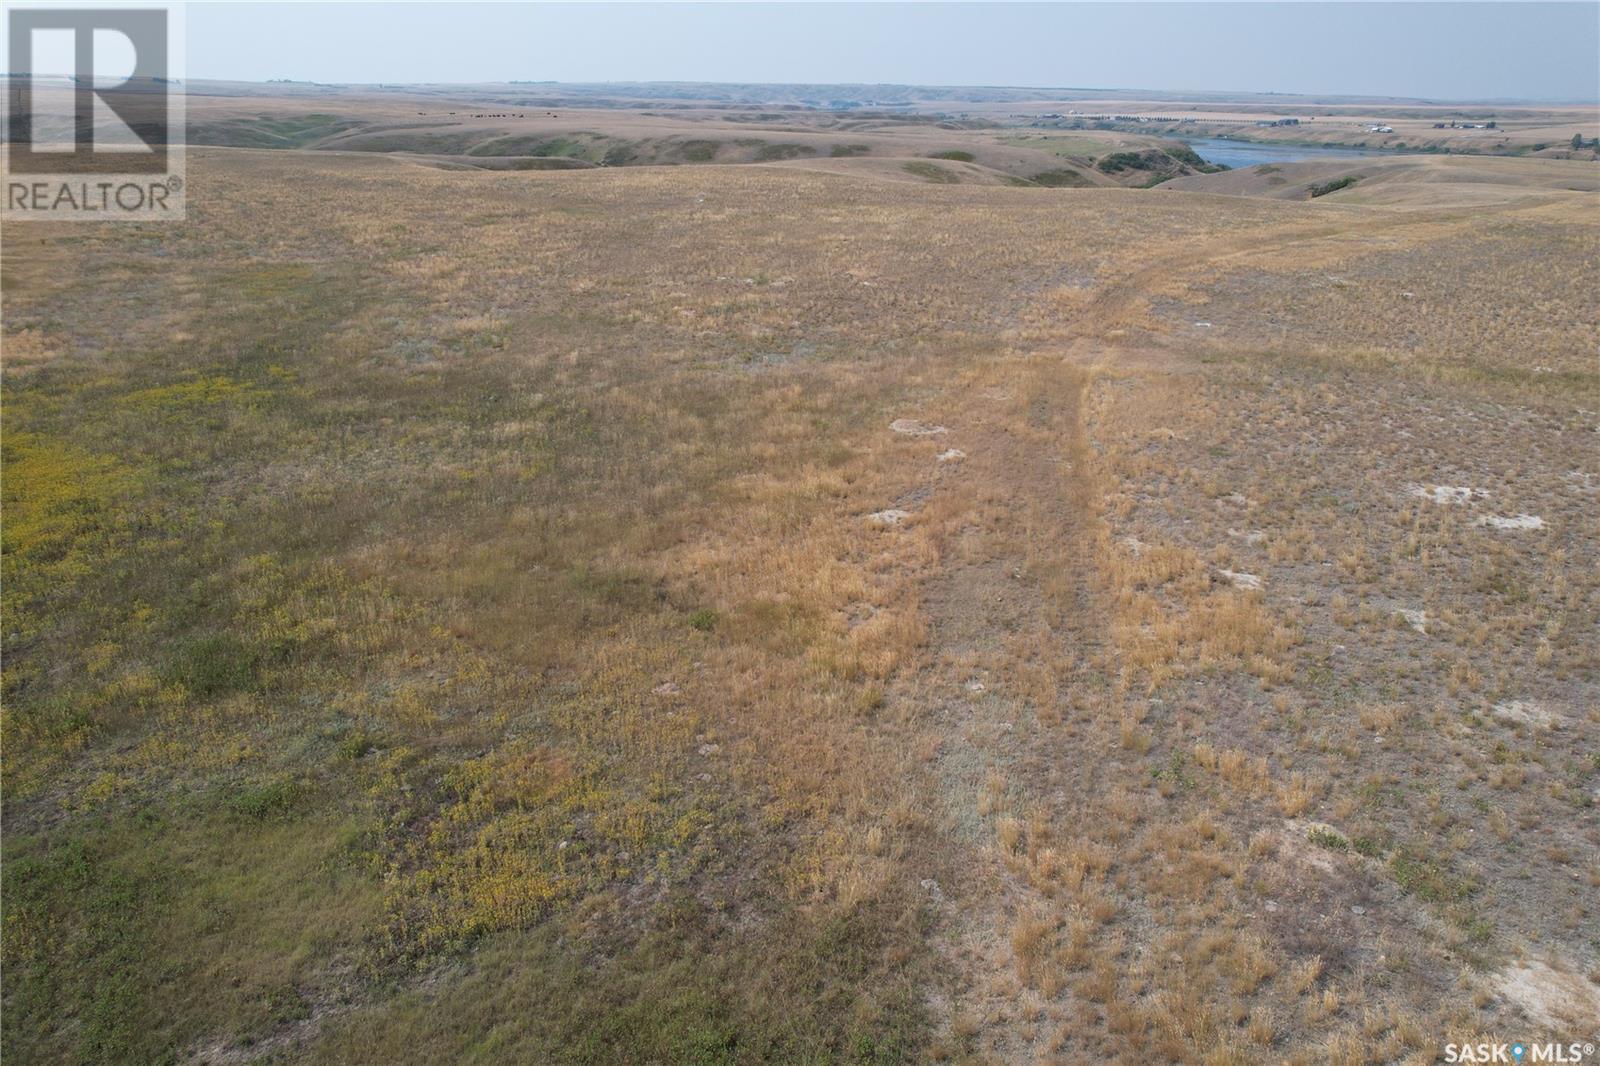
[886,225,1274,1054]
[869,193,1600,1056]
[883,338,1115,1058]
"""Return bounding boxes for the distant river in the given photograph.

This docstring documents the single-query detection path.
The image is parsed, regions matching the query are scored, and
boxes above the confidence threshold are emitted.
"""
[1185,137,1393,169]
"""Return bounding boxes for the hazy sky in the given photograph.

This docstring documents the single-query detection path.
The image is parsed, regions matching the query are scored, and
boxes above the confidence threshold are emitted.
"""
[188,2,1600,102]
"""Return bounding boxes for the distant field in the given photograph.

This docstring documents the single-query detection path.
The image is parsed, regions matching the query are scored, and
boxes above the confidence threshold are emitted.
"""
[3,83,1599,1063]
[174,79,1600,159]
[160,82,1600,205]
[174,92,1162,189]
[998,132,1131,158]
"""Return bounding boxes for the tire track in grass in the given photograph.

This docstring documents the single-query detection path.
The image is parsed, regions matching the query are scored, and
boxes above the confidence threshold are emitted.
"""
[881,348,1119,1059]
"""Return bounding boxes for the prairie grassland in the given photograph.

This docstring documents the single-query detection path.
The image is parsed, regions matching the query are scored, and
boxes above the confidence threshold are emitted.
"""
[179,80,1599,157]
[178,94,1141,189]
[2,147,1597,1063]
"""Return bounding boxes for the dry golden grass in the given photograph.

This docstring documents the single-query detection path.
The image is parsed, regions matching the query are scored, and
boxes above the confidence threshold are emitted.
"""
[3,139,1596,1063]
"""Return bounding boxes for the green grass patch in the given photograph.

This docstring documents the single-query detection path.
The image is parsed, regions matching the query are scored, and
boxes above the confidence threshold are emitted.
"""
[1028,169,1093,188]
[1097,150,1167,174]
[229,776,305,820]
[163,633,260,699]
[2,806,378,1063]
[188,114,362,150]
[305,893,930,1064]
[677,140,722,163]
[2,835,174,1063]
[753,143,817,162]
[1308,827,1349,852]
[340,131,486,155]
[1351,835,1385,859]
[901,162,959,184]
[1309,175,1362,198]
[1390,848,1474,903]
[467,134,602,159]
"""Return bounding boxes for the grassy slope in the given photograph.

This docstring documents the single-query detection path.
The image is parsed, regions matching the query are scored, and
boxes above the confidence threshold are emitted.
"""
[1164,154,1600,204]
[181,100,1168,188]
[3,150,1597,1063]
